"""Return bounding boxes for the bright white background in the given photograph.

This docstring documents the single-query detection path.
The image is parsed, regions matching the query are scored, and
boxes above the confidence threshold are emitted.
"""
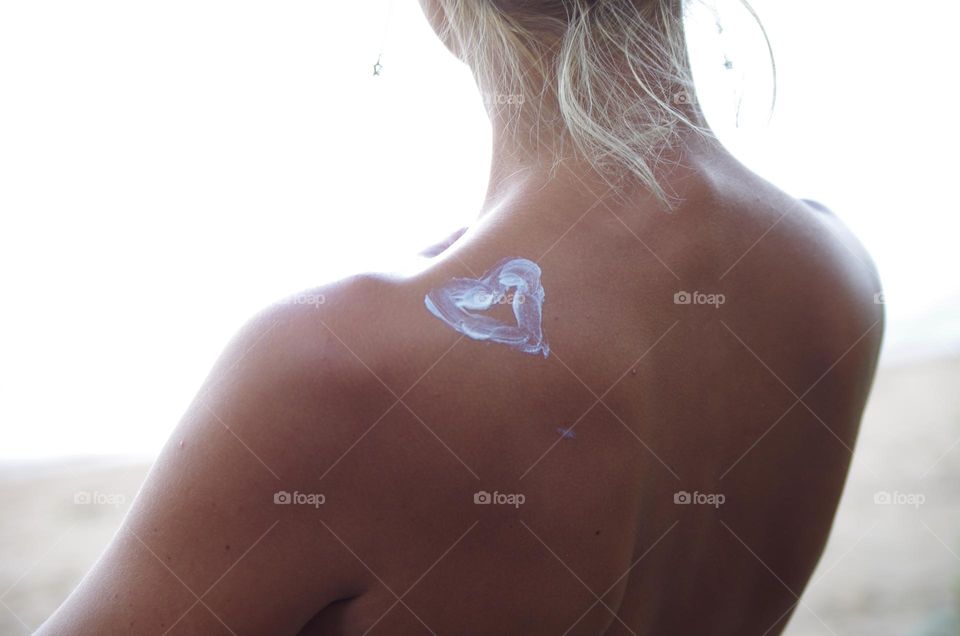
[1,0,958,459]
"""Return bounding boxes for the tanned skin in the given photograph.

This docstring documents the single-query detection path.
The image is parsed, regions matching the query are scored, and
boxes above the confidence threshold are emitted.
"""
[37,10,882,636]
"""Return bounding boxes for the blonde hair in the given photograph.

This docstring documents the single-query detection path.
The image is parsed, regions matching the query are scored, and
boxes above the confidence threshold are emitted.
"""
[432,0,727,205]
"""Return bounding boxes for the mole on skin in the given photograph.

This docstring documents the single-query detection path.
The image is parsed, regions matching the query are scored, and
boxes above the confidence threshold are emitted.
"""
[424,257,549,358]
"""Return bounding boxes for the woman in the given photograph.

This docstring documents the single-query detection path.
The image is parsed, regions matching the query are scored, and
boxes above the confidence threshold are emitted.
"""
[39,1,882,634]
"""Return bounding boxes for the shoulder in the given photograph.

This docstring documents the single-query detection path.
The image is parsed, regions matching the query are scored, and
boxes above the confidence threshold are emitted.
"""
[224,272,408,383]
[207,272,415,448]
[779,196,884,341]
[752,191,881,347]
[35,273,417,634]
[208,270,465,488]
[689,180,884,335]
[715,188,885,447]
[676,178,885,424]
[778,197,884,392]
[192,274,392,418]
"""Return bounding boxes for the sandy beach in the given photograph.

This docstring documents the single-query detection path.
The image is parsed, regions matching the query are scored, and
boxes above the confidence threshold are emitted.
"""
[2,355,958,635]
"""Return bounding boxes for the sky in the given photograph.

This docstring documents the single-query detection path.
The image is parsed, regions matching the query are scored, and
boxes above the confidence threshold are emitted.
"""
[1,0,958,460]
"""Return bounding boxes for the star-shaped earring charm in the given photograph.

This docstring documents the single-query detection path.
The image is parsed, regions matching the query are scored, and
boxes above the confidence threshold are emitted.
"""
[373,55,383,77]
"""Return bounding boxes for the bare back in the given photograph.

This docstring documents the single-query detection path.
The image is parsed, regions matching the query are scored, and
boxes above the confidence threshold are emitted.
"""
[296,154,883,635]
[37,148,881,636]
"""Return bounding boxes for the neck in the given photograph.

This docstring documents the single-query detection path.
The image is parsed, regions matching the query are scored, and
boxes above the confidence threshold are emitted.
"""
[478,98,716,221]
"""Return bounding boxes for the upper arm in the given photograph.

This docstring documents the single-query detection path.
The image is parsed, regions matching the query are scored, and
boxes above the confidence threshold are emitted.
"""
[37,297,376,635]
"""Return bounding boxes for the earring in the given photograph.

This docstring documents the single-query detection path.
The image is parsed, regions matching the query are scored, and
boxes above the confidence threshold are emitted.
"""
[705,1,734,71]
[715,15,734,70]
[372,0,395,77]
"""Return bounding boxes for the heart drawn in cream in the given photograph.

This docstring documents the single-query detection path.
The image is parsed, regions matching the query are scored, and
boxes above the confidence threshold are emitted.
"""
[424,257,549,358]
